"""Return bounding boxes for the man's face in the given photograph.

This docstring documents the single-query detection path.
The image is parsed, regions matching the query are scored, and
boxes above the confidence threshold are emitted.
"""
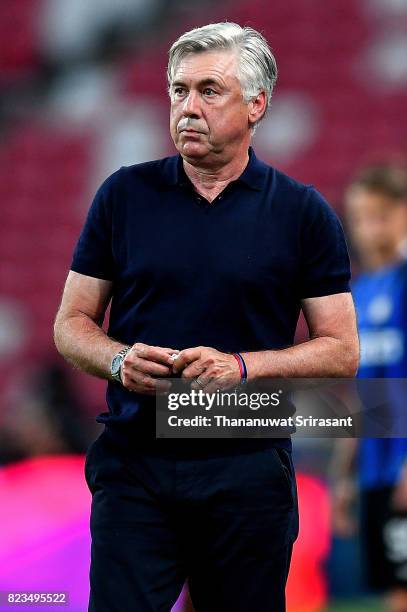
[345,187,406,259]
[169,50,254,164]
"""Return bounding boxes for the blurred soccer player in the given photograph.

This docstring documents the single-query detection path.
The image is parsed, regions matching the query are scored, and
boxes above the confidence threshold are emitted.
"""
[332,165,407,612]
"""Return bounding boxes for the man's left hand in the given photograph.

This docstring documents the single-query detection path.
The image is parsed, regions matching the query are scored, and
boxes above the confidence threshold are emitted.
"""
[171,346,242,392]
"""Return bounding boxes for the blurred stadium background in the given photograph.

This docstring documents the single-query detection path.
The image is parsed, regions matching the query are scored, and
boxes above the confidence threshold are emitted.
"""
[0,0,406,610]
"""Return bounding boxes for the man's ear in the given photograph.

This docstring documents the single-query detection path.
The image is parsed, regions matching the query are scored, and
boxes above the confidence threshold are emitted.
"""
[395,200,407,243]
[248,91,267,127]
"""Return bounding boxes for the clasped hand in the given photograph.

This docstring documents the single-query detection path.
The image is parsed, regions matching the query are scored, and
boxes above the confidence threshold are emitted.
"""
[120,343,241,394]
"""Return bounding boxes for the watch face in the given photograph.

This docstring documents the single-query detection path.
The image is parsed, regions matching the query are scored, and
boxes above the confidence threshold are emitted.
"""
[112,354,122,376]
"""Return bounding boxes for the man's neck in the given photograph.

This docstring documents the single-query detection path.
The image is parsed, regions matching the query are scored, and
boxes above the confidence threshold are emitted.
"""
[362,247,401,271]
[182,151,250,203]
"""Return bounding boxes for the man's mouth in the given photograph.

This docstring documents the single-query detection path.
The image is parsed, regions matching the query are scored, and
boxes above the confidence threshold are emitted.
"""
[180,128,202,134]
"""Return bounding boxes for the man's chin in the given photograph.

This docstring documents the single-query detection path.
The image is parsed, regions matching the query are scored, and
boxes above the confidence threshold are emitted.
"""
[173,137,222,164]
[178,142,210,161]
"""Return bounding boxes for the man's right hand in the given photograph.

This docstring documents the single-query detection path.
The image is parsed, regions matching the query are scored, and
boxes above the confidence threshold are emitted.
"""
[120,343,178,395]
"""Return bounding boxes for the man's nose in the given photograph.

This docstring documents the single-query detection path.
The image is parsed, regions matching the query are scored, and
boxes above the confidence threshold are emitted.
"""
[182,90,201,117]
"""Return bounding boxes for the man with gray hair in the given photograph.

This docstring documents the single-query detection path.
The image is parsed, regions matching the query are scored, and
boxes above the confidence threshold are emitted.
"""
[54,22,358,611]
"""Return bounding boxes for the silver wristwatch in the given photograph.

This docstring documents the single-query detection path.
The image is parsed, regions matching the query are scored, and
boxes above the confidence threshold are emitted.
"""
[110,347,131,384]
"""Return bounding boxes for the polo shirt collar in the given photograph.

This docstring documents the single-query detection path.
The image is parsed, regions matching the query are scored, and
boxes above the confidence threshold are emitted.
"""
[161,147,267,191]
[238,148,268,191]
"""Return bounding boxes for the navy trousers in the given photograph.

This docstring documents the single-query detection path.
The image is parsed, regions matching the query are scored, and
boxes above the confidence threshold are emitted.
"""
[85,431,299,612]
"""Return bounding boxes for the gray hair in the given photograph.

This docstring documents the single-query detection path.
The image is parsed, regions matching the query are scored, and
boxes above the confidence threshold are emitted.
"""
[167,22,278,126]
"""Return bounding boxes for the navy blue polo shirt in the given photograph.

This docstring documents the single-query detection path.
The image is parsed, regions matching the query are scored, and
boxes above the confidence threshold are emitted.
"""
[71,148,351,452]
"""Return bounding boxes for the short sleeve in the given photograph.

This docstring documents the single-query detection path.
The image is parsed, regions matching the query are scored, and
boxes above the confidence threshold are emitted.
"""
[70,174,116,280]
[298,187,351,299]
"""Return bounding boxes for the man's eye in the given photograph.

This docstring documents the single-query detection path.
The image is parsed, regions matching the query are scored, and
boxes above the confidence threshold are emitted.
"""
[173,87,186,96]
[203,88,216,96]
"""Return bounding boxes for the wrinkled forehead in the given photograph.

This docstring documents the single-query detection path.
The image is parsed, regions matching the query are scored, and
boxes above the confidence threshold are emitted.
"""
[171,49,240,85]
